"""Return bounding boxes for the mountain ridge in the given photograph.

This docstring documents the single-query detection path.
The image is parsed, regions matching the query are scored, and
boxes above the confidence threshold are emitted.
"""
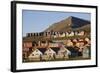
[44,16,90,32]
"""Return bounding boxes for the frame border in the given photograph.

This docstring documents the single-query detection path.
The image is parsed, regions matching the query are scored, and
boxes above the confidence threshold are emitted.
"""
[11,1,98,72]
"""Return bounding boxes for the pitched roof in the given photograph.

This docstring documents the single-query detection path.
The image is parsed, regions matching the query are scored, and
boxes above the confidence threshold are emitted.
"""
[45,48,56,54]
[51,47,60,53]
[37,48,47,54]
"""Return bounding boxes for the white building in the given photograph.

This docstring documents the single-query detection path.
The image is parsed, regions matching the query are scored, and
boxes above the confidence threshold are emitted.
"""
[49,42,59,47]
[65,32,69,37]
[28,48,43,61]
[66,39,73,47]
[59,32,66,37]
[68,31,75,36]
[57,45,71,59]
[44,48,56,60]
[82,46,90,58]
[78,31,85,36]
[52,32,58,38]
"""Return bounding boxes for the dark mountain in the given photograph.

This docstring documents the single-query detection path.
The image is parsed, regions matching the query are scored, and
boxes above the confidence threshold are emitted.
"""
[44,16,90,32]
[70,16,90,28]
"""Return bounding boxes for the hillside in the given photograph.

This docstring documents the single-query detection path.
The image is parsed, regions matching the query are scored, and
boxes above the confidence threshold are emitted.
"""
[44,16,90,32]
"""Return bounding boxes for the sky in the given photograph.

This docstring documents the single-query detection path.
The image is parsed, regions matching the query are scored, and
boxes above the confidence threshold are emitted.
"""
[22,10,91,37]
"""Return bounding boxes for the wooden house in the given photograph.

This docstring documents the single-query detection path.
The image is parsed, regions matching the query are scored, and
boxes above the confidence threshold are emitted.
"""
[68,31,74,36]
[57,45,71,59]
[66,39,73,47]
[23,42,32,48]
[44,48,56,60]
[59,32,66,37]
[78,31,85,36]
[65,32,69,37]
[28,48,43,61]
